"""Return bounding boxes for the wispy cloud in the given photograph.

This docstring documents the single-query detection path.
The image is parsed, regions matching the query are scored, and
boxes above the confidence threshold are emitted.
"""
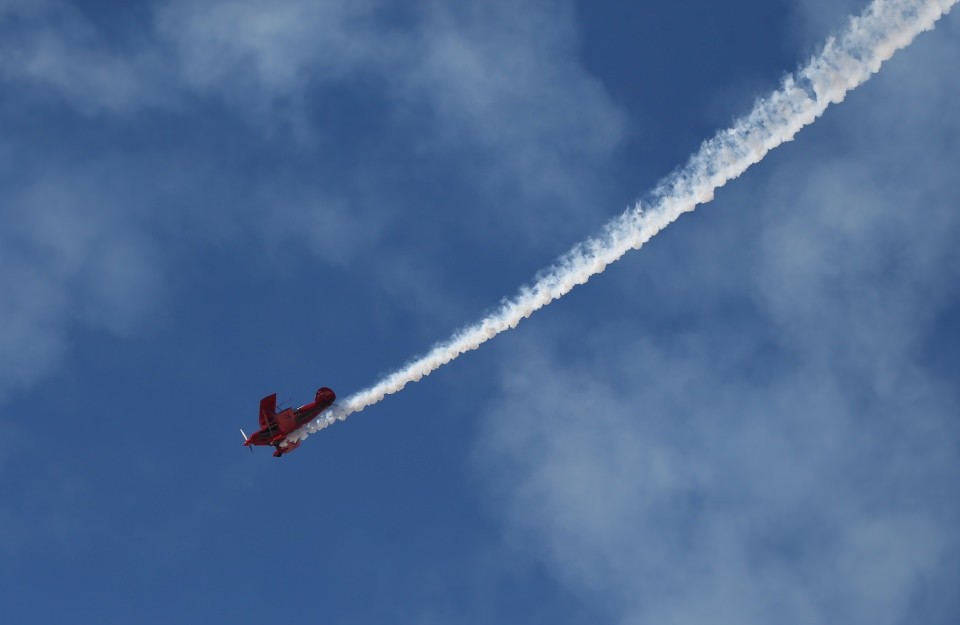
[473,4,960,624]
[395,3,625,213]
[287,0,956,445]
[0,0,630,403]
[0,164,164,397]
[0,1,168,114]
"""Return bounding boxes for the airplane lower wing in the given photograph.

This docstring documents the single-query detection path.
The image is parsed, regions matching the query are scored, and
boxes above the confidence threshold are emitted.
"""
[274,440,300,457]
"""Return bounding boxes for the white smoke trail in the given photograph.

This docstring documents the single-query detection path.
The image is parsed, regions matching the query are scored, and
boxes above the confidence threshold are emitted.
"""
[286,0,957,446]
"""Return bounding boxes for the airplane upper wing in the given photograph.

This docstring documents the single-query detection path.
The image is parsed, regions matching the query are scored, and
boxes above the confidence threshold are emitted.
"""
[259,394,278,429]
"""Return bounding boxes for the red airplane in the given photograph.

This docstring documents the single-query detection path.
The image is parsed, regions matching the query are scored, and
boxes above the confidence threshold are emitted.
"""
[241,387,336,457]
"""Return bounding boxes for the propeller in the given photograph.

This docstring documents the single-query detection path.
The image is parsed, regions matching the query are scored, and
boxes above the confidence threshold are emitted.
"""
[240,428,253,453]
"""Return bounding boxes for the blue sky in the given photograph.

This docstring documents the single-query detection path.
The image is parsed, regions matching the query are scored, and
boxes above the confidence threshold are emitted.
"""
[1,1,958,623]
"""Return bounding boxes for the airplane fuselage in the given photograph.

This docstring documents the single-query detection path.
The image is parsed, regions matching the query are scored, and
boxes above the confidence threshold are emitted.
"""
[243,387,336,457]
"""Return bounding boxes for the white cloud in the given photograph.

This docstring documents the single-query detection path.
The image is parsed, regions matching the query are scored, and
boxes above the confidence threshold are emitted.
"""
[254,190,385,268]
[1,0,625,218]
[478,327,957,623]
[396,3,625,208]
[0,162,165,400]
[0,0,630,402]
[0,1,167,114]
[474,7,960,624]
[153,0,626,238]
[153,0,387,134]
